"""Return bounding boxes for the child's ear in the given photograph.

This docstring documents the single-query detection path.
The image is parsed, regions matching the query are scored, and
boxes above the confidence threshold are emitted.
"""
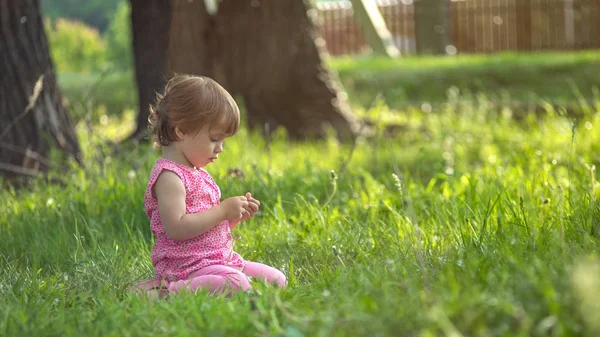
[174,127,185,139]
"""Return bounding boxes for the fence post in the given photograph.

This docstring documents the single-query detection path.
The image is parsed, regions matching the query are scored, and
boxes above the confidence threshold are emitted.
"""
[516,0,533,50]
[564,0,575,48]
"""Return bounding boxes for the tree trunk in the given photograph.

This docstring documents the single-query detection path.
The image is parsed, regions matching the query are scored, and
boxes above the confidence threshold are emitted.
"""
[128,0,172,141]
[167,0,361,141]
[0,0,81,181]
[414,0,451,55]
[167,0,209,76]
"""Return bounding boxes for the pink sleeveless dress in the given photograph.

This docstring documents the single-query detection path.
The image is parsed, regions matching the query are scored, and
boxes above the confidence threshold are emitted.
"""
[144,158,245,282]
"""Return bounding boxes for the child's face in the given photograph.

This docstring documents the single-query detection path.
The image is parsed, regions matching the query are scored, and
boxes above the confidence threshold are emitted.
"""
[178,124,228,168]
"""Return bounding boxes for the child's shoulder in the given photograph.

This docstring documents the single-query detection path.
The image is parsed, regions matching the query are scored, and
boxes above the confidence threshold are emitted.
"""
[148,158,217,188]
[148,158,191,185]
[146,159,193,199]
[152,158,184,172]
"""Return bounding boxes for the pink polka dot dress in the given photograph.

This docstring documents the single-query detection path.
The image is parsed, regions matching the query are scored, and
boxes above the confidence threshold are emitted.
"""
[144,158,245,282]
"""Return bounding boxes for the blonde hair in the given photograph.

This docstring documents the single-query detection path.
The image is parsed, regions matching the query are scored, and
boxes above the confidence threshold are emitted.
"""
[149,74,240,147]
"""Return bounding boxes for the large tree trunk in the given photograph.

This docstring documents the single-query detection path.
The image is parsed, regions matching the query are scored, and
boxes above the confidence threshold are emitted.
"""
[128,0,172,141]
[167,0,361,141]
[414,0,451,55]
[167,0,212,77]
[0,0,81,181]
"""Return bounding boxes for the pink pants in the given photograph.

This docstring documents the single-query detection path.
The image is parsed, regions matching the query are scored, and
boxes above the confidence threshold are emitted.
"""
[133,261,286,297]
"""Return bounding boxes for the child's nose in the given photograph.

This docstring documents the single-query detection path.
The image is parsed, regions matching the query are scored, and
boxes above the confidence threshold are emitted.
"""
[215,142,223,153]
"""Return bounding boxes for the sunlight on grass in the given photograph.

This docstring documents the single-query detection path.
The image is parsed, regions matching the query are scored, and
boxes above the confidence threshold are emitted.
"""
[330,51,600,72]
[331,51,600,110]
[56,50,600,124]
[1,94,599,336]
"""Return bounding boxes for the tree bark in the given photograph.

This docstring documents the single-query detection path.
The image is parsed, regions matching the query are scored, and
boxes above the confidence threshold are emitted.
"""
[166,0,361,141]
[0,0,81,181]
[129,0,172,141]
[167,0,211,77]
[414,0,451,55]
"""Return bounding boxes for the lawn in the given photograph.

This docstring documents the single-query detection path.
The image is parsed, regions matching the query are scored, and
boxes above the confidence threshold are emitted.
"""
[2,53,600,336]
[56,51,600,123]
[332,51,600,109]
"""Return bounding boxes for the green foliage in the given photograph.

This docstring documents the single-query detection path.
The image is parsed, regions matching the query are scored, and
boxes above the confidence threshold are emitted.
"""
[41,0,123,33]
[45,18,108,73]
[332,51,600,109]
[105,1,133,71]
[57,71,137,123]
[1,95,600,335]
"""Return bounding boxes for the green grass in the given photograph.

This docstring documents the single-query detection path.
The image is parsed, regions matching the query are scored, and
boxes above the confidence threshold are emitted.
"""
[57,51,600,123]
[331,51,600,110]
[2,95,600,336]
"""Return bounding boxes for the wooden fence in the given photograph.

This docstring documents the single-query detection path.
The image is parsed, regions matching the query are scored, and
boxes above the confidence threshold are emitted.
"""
[316,0,600,55]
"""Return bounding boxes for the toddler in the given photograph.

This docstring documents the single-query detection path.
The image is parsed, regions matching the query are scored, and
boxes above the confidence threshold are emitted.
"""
[133,74,286,298]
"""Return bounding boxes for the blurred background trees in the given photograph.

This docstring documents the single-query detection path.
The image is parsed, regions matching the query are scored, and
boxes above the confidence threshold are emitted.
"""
[164,0,359,141]
[41,0,121,33]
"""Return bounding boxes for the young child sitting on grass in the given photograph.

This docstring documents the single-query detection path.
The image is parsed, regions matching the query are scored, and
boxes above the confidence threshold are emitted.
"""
[132,74,286,298]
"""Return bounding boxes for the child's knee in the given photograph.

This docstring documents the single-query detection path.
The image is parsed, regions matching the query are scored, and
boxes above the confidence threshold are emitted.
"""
[226,272,252,292]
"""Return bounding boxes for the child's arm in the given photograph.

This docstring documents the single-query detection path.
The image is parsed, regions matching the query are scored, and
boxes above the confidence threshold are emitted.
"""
[155,171,248,241]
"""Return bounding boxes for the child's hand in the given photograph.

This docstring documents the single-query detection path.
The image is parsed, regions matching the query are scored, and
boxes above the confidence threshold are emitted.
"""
[240,192,260,221]
[220,196,250,220]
